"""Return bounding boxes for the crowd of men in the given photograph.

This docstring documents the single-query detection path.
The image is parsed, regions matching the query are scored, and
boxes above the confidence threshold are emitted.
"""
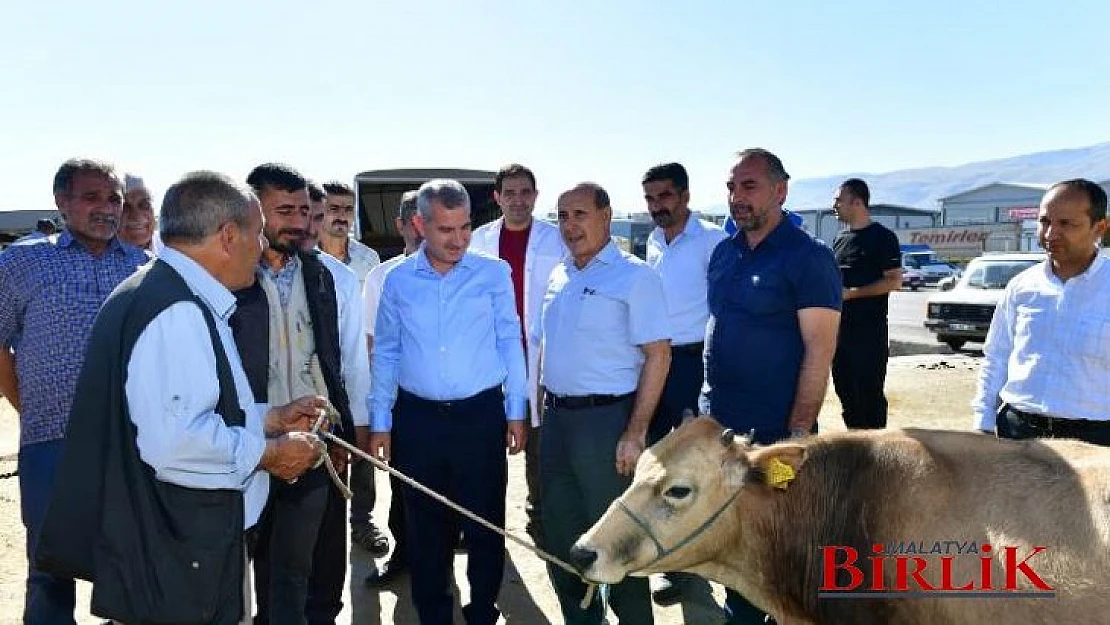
[0,149,1106,625]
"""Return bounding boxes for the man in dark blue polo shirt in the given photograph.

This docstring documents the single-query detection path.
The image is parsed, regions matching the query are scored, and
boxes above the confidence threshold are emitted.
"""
[701,148,842,625]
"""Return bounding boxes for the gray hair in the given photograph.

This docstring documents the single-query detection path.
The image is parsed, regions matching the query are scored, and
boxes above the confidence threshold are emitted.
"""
[398,190,419,223]
[53,158,120,196]
[416,179,470,221]
[736,148,791,183]
[160,171,257,244]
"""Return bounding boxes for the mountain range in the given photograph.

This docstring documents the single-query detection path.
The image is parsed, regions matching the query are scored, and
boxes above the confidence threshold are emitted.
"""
[700,141,1110,214]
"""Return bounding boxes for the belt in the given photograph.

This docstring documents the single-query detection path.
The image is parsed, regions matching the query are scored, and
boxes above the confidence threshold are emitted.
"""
[398,385,501,409]
[545,390,635,410]
[672,341,705,356]
[1005,405,1107,431]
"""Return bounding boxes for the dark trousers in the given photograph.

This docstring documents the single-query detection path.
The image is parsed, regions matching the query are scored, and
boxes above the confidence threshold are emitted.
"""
[386,472,408,563]
[306,464,348,625]
[832,322,889,429]
[393,387,508,625]
[349,458,377,526]
[19,439,77,625]
[253,466,330,625]
[541,396,654,625]
[997,406,1110,445]
[648,343,705,445]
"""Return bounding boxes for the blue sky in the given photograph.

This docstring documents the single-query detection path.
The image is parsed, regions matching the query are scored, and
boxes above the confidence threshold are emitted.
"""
[3,0,1108,214]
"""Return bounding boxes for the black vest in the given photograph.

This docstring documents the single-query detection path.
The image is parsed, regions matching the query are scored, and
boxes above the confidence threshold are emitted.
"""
[229,251,356,443]
[35,260,247,624]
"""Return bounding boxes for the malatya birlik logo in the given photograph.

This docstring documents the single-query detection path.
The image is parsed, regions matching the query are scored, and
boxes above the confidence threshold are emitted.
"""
[818,541,1056,599]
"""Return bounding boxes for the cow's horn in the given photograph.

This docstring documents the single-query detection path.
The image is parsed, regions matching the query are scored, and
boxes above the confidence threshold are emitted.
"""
[720,428,735,446]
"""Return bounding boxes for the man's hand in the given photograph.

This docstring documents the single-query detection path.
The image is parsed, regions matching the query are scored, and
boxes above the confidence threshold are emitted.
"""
[327,444,348,474]
[506,420,527,455]
[615,429,646,476]
[368,432,392,464]
[260,431,321,481]
[265,395,329,437]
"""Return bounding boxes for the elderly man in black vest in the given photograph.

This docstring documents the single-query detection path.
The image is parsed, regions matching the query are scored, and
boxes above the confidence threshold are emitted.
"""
[34,171,325,624]
[234,163,371,625]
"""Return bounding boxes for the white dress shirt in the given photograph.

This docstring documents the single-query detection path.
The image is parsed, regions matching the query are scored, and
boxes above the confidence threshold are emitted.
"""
[362,253,409,337]
[972,255,1110,430]
[125,247,270,529]
[646,217,728,345]
[317,250,371,427]
[471,217,566,426]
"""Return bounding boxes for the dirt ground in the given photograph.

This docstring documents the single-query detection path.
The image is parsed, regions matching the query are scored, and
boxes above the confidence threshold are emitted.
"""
[0,353,983,624]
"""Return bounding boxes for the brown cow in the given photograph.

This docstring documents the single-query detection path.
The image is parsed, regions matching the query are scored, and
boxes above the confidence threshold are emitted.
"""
[571,417,1110,624]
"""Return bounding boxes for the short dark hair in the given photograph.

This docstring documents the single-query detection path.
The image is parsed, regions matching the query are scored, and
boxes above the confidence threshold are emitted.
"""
[736,148,790,183]
[495,163,537,193]
[245,163,308,197]
[307,180,326,203]
[160,171,256,245]
[35,219,57,233]
[53,158,120,195]
[398,190,419,223]
[1048,178,1108,223]
[840,178,871,208]
[642,162,689,192]
[323,181,354,197]
[574,182,610,211]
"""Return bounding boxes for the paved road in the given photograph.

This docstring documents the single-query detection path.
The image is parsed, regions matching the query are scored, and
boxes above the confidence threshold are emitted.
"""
[889,288,936,347]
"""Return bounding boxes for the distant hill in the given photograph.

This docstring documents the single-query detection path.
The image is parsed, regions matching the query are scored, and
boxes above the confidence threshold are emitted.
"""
[700,141,1110,213]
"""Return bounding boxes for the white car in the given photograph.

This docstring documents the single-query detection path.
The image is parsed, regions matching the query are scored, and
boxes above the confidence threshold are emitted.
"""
[924,252,1045,351]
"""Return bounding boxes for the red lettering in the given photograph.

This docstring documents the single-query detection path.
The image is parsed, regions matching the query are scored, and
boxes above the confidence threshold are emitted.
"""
[895,557,935,591]
[820,547,863,591]
[939,556,975,591]
[1005,546,1054,590]
[868,556,886,591]
[979,544,993,590]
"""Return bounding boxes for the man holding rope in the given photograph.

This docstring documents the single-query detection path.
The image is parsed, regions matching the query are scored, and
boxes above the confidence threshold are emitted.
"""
[367,179,527,625]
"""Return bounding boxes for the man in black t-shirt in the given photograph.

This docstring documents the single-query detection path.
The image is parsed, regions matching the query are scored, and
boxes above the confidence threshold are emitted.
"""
[831,178,902,429]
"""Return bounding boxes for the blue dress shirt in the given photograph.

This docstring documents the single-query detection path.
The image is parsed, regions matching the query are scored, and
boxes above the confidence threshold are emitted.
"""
[370,247,527,431]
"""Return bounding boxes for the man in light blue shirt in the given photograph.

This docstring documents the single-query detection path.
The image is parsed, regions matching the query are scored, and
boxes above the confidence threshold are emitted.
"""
[368,179,527,625]
[538,182,671,625]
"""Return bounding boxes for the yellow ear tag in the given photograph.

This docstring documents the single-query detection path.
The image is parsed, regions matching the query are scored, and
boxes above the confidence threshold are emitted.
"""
[765,458,796,490]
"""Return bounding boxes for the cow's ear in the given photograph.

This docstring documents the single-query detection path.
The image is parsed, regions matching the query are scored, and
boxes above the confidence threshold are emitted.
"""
[750,444,806,491]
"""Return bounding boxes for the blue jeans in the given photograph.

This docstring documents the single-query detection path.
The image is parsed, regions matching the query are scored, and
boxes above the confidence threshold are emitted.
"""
[19,439,77,625]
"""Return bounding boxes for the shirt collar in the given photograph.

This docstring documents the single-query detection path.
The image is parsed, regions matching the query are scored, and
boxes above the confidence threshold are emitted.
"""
[564,240,621,272]
[651,215,703,246]
[158,247,238,320]
[259,253,300,276]
[733,211,794,253]
[414,244,475,275]
[1047,251,1109,283]
[56,229,127,255]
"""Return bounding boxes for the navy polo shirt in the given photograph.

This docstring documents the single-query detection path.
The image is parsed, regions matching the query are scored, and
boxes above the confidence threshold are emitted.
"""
[701,214,842,442]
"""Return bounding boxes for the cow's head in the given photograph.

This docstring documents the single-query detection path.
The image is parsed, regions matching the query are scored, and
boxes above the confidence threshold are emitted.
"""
[570,417,807,584]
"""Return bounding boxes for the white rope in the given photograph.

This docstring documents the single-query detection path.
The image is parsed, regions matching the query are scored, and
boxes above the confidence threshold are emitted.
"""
[320,430,598,610]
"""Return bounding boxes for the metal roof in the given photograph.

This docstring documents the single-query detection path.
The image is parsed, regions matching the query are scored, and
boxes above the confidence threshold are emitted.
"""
[354,168,496,185]
[0,210,61,233]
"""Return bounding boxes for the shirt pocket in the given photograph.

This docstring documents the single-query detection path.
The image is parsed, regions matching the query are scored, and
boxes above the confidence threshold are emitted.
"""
[576,289,625,332]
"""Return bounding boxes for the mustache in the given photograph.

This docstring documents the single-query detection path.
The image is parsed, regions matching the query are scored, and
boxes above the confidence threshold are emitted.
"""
[90,215,118,226]
[276,228,305,238]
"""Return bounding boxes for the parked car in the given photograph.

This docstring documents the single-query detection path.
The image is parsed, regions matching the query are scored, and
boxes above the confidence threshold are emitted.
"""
[924,252,1045,351]
[902,268,925,290]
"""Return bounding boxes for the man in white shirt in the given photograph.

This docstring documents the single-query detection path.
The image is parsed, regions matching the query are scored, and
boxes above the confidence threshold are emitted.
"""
[973,179,1110,444]
[319,180,381,293]
[360,190,422,586]
[470,163,565,544]
[640,162,726,604]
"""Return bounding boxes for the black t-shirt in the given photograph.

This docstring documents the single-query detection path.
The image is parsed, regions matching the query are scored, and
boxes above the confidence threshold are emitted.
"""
[832,222,901,325]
